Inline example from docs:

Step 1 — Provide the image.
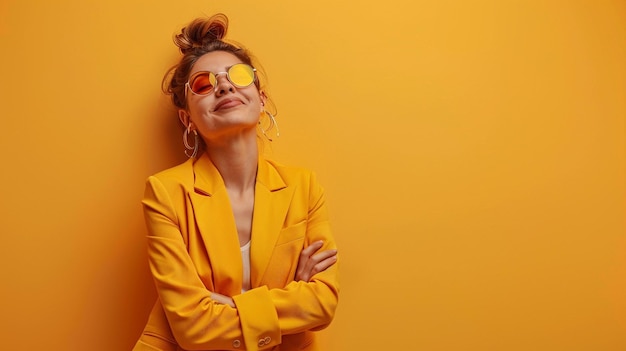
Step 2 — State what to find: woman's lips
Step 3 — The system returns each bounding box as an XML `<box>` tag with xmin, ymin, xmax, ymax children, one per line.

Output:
<box><xmin>214</xmin><ymin>98</ymin><xmax>243</xmax><ymax>111</ymax></box>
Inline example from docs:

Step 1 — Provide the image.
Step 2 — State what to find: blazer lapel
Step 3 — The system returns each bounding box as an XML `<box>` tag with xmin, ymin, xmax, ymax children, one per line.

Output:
<box><xmin>250</xmin><ymin>157</ymin><xmax>295</xmax><ymax>287</ymax></box>
<box><xmin>188</xmin><ymin>154</ymin><xmax>242</xmax><ymax>296</ymax></box>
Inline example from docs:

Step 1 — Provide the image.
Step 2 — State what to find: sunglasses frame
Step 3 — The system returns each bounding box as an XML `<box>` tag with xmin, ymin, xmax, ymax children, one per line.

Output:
<box><xmin>185</xmin><ymin>63</ymin><xmax>257</xmax><ymax>97</ymax></box>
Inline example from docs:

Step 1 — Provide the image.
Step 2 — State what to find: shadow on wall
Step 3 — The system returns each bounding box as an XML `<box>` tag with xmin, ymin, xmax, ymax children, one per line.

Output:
<box><xmin>122</xmin><ymin>81</ymin><xmax>188</xmax><ymax>349</ymax></box>
<box><xmin>143</xmin><ymin>64</ymin><xmax>190</xmax><ymax>175</ymax></box>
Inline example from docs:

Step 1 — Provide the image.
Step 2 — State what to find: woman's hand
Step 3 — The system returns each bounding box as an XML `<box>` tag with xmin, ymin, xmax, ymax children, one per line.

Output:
<box><xmin>210</xmin><ymin>292</ymin><xmax>235</xmax><ymax>308</ymax></box>
<box><xmin>211</xmin><ymin>241</ymin><xmax>337</xmax><ymax>306</ymax></box>
<box><xmin>295</xmin><ymin>240</ymin><xmax>338</xmax><ymax>282</ymax></box>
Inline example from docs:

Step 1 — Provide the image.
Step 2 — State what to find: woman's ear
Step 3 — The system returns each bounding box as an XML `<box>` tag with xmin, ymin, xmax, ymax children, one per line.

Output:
<box><xmin>178</xmin><ymin>109</ymin><xmax>191</xmax><ymax>129</ymax></box>
<box><xmin>260</xmin><ymin>91</ymin><xmax>267</xmax><ymax>109</ymax></box>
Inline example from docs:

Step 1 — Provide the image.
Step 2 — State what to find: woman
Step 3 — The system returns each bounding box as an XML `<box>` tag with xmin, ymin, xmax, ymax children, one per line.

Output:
<box><xmin>133</xmin><ymin>14</ymin><xmax>339</xmax><ymax>351</ymax></box>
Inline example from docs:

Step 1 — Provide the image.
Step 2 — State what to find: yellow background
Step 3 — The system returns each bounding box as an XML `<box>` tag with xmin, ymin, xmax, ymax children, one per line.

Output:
<box><xmin>1</xmin><ymin>0</ymin><xmax>624</xmax><ymax>350</ymax></box>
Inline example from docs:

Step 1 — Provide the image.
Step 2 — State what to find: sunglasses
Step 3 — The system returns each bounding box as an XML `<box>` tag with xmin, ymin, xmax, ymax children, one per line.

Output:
<box><xmin>185</xmin><ymin>63</ymin><xmax>257</xmax><ymax>96</ymax></box>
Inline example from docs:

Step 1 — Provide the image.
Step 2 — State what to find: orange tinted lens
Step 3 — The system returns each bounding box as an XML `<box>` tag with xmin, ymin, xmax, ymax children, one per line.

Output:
<box><xmin>189</xmin><ymin>73</ymin><xmax>214</xmax><ymax>94</ymax></box>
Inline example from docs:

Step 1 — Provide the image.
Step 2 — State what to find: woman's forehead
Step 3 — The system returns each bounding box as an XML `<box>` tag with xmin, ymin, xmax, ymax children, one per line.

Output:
<box><xmin>191</xmin><ymin>51</ymin><xmax>243</xmax><ymax>75</ymax></box>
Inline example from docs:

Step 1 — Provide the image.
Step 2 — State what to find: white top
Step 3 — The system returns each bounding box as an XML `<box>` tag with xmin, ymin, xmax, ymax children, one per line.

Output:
<box><xmin>240</xmin><ymin>241</ymin><xmax>251</xmax><ymax>292</ymax></box>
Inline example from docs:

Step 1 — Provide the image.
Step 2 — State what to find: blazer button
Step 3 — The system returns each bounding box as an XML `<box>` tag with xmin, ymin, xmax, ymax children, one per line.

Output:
<box><xmin>258</xmin><ymin>336</ymin><xmax>271</xmax><ymax>347</ymax></box>
<box><xmin>232</xmin><ymin>339</ymin><xmax>241</xmax><ymax>348</ymax></box>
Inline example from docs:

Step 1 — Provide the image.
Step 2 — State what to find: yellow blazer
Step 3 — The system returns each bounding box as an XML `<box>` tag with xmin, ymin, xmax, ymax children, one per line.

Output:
<box><xmin>133</xmin><ymin>153</ymin><xmax>339</xmax><ymax>351</ymax></box>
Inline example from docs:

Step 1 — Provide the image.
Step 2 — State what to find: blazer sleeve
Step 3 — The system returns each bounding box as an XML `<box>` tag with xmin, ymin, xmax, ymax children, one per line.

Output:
<box><xmin>143</xmin><ymin>176</ymin><xmax>280</xmax><ymax>351</ymax></box>
<box><xmin>234</xmin><ymin>170</ymin><xmax>340</xmax><ymax>336</ymax></box>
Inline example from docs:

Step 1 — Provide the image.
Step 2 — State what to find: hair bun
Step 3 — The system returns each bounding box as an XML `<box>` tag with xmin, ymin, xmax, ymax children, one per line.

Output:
<box><xmin>174</xmin><ymin>13</ymin><xmax>229</xmax><ymax>54</ymax></box>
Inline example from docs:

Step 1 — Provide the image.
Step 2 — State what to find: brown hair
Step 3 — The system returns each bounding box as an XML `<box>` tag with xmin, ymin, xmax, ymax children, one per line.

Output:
<box><xmin>162</xmin><ymin>14</ymin><xmax>266</xmax><ymax>110</ymax></box>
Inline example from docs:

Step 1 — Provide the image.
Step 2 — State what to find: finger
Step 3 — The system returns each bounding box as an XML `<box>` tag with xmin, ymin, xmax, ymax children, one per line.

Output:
<box><xmin>310</xmin><ymin>249</ymin><xmax>337</xmax><ymax>263</ymax></box>
<box><xmin>295</xmin><ymin>253</ymin><xmax>315</xmax><ymax>282</ymax></box>
<box><xmin>211</xmin><ymin>292</ymin><xmax>227</xmax><ymax>304</ymax></box>
<box><xmin>302</xmin><ymin>256</ymin><xmax>337</xmax><ymax>282</ymax></box>
<box><xmin>301</xmin><ymin>249</ymin><xmax>336</xmax><ymax>278</ymax></box>
<box><xmin>300</xmin><ymin>240</ymin><xmax>324</xmax><ymax>258</ymax></box>
<box><xmin>212</xmin><ymin>294</ymin><xmax>235</xmax><ymax>308</ymax></box>
<box><xmin>311</xmin><ymin>255</ymin><xmax>337</xmax><ymax>277</ymax></box>
<box><xmin>295</xmin><ymin>264</ymin><xmax>308</xmax><ymax>281</ymax></box>
<box><xmin>297</xmin><ymin>272</ymin><xmax>310</xmax><ymax>282</ymax></box>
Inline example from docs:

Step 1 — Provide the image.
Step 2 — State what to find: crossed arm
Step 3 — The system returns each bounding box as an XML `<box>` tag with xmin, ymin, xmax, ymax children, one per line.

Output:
<box><xmin>211</xmin><ymin>240</ymin><xmax>338</xmax><ymax>307</ymax></box>
<box><xmin>143</xmin><ymin>173</ymin><xmax>339</xmax><ymax>350</ymax></box>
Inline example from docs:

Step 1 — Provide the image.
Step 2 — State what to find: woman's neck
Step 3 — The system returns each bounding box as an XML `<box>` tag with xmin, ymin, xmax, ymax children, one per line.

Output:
<box><xmin>204</xmin><ymin>133</ymin><xmax>259</xmax><ymax>193</ymax></box>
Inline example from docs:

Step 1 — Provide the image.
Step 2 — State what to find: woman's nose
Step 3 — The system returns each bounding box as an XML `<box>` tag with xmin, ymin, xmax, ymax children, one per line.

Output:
<box><xmin>214</xmin><ymin>75</ymin><xmax>235</xmax><ymax>96</ymax></box>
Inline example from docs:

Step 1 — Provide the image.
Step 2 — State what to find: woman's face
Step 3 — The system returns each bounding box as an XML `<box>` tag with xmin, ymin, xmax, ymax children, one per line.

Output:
<box><xmin>181</xmin><ymin>50</ymin><xmax>264</xmax><ymax>142</ymax></box>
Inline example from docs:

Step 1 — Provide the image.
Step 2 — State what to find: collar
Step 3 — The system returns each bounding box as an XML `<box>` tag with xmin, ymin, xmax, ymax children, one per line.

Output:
<box><xmin>192</xmin><ymin>152</ymin><xmax>287</xmax><ymax>196</ymax></box>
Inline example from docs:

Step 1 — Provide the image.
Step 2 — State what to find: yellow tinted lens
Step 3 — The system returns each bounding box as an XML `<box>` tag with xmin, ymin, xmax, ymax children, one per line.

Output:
<box><xmin>228</xmin><ymin>64</ymin><xmax>255</xmax><ymax>87</ymax></box>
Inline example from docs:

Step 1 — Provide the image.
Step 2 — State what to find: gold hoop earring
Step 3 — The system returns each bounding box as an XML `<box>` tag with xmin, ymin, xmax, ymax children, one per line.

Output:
<box><xmin>259</xmin><ymin>110</ymin><xmax>280</xmax><ymax>142</ymax></box>
<box><xmin>183</xmin><ymin>125</ymin><xmax>199</xmax><ymax>158</ymax></box>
